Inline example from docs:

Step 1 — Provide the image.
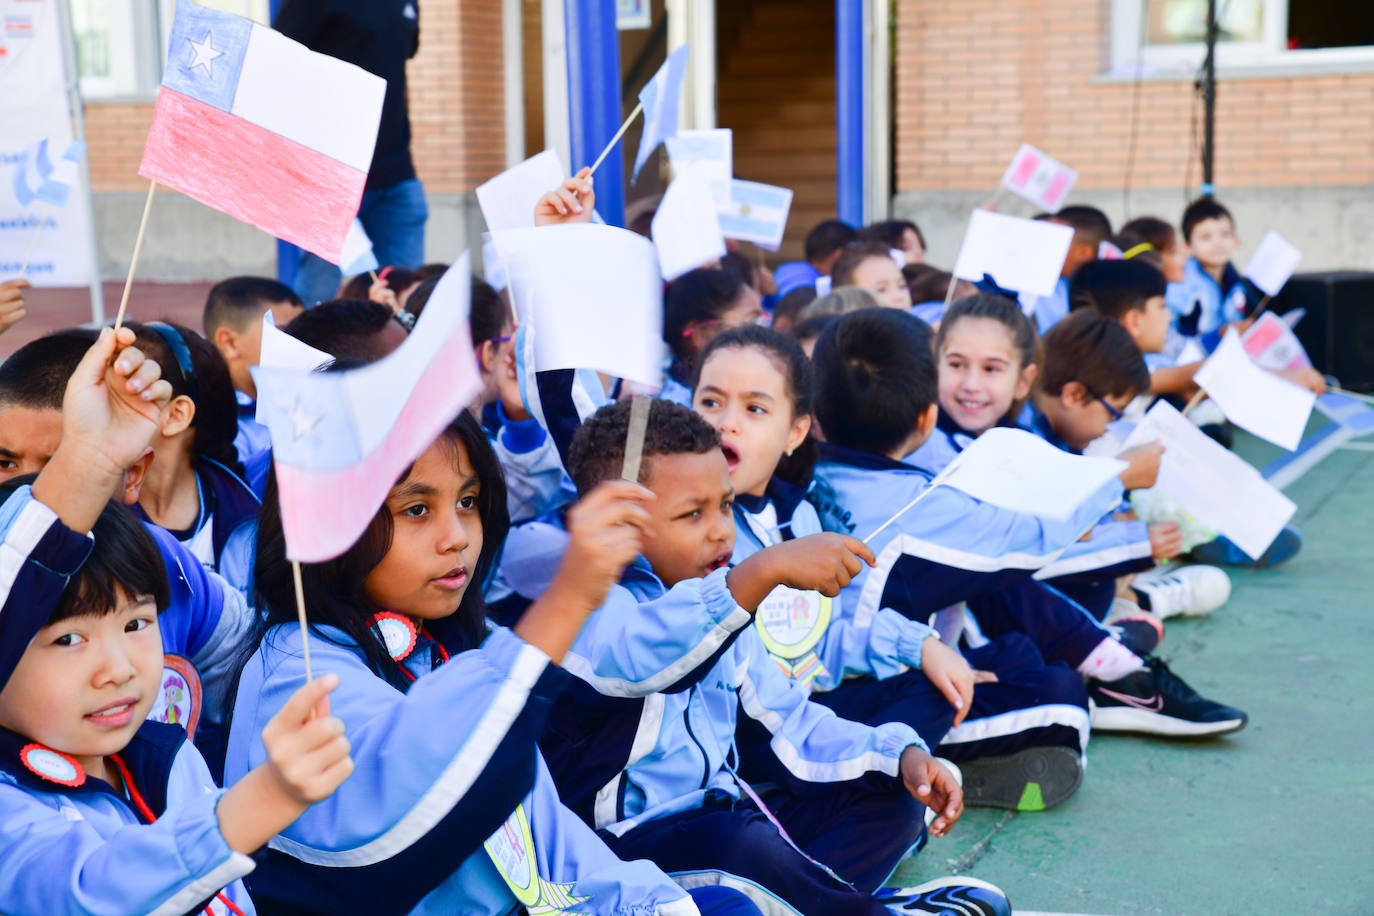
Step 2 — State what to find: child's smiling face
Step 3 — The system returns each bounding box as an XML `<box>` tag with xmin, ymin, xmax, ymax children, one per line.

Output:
<box><xmin>938</xmin><ymin>317</ymin><xmax>1035</xmax><ymax>436</ymax></box>
<box><xmin>1187</xmin><ymin>216</ymin><xmax>1239</xmax><ymax>271</ymax></box>
<box><xmin>364</xmin><ymin>437</ymin><xmax>485</xmax><ymax>622</ymax></box>
<box><xmin>638</xmin><ymin>450</ymin><xmax>737</xmax><ymax>587</ymax></box>
<box><xmin>0</xmin><ymin>589</ymin><xmax>162</xmax><ymax>783</ymax></box>
<box><xmin>693</xmin><ymin>346</ymin><xmax>810</xmax><ymax>498</ymax></box>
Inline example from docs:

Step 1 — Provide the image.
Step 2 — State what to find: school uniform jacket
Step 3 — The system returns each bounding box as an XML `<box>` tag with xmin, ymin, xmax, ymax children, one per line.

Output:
<box><xmin>501</xmin><ymin>525</ymin><xmax>927</xmax><ymax>840</ymax></box>
<box><xmin>0</xmin><ymin>493</ymin><xmax>254</xmax><ymax>915</ymax></box>
<box><xmin>1165</xmin><ymin>257</ymin><xmax>1253</xmax><ymax>352</ymax></box>
<box><xmin>810</xmin><ymin>441</ymin><xmax>1127</xmax><ymax>626</ymax></box>
<box><xmin>226</xmin><ymin>624</ymin><xmax>695</xmax><ymax>915</ymax></box>
<box><xmin>730</xmin><ymin>480</ymin><xmax>936</xmax><ymax>693</ymax></box>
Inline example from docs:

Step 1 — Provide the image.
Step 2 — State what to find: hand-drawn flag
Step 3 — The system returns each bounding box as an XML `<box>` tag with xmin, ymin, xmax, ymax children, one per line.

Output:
<box><xmin>1001</xmin><ymin>144</ymin><xmax>1078</xmax><ymax>214</ymax></box>
<box><xmin>633</xmin><ymin>45</ymin><xmax>690</xmax><ymax>181</ymax></box>
<box><xmin>12</xmin><ymin>139</ymin><xmax>85</xmax><ymax>207</ymax></box>
<box><xmin>252</xmin><ymin>254</ymin><xmax>481</xmax><ymax>562</ymax></box>
<box><xmin>139</xmin><ymin>0</ymin><xmax>385</xmax><ymax>263</ymax></box>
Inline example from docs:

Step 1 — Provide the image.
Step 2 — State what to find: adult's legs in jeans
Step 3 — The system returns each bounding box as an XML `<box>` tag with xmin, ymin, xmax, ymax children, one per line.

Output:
<box><xmin>360</xmin><ymin>177</ymin><xmax>428</xmax><ymax>269</ymax></box>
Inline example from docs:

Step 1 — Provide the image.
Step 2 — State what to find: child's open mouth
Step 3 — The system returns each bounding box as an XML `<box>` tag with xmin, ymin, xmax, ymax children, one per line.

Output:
<box><xmin>720</xmin><ymin>442</ymin><xmax>742</xmax><ymax>473</ymax></box>
<box><xmin>703</xmin><ymin>552</ymin><xmax>732</xmax><ymax>575</ymax></box>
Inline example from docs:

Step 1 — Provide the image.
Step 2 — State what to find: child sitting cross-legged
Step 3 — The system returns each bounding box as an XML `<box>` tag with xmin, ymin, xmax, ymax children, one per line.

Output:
<box><xmin>0</xmin><ymin>328</ymin><xmax>352</xmax><ymax>915</ymax></box>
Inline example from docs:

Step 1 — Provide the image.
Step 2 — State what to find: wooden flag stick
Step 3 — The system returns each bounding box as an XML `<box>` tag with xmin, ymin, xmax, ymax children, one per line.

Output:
<box><xmin>621</xmin><ymin>395</ymin><xmax>652</xmax><ymax>482</ymax></box>
<box><xmin>291</xmin><ymin>560</ymin><xmax>314</xmax><ymax>682</ymax></box>
<box><xmin>1247</xmin><ymin>294</ymin><xmax>1273</xmax><ymax>323</ymax></box>
<box><xmin>1181</xmin><ymin>389</ymin><xmax>1208</xmax><ymax>418</ymax></box>
<box><xmin>113</xmin><ymin>180</ymin><xmax>157</xmax><ymax>331</ymax></box>
<box><xmin>588</xmin><ymin>101</ymin><xmax>644</xmax><ymax>179</ymax></box>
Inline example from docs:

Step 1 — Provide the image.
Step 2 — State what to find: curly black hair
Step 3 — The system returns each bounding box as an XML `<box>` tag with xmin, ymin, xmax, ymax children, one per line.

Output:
<box><xmin>567</xmin><ymin>398</ymin><xmax>720</xmax><ymax>496</ymax></box>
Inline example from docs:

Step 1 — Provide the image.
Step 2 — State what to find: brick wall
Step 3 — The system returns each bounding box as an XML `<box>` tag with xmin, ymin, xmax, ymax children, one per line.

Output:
<box><xmin>894</xmin><ymin>0</ymin><xmax>1374</xmax><ymax>193</ymax></box>
<box><xmin>85</xmin><ymin>2</ymin><xmax>506</xmax><ymax>195</ymax></box>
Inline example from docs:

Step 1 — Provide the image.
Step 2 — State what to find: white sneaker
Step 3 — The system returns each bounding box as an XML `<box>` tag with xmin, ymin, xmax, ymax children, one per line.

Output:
<box><xmin>1131</xmin><ymin>564</ymin><xmax>1232</xmax><ymax>619</ymax></box>
<box><xmin>923</xmin><ymin>758</ymin><xmax>963</xmax><ymax>828</ymax></box>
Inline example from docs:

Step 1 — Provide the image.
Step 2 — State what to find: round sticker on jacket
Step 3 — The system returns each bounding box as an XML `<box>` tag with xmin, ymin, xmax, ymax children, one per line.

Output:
<box><xmin>370</xmin><ymin>612</ymin><xmax>418</xmax><ymax>663</ymax></box>
<box><xmin>754</xmin><ymin>586</ymin><xmax>831</xmax><ymax>660</ymax></box>
<box><xmin>21</xmin><ymin>744</ymin><xmax>85</xmax><ymax>787</ymax></box>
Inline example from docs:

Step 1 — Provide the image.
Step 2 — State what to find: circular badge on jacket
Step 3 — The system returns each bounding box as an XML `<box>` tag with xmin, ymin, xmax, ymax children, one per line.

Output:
<box><xmin>20</xmin><ymin>744</ymin><xmax>85</xmax><ymax>787</ymax></box>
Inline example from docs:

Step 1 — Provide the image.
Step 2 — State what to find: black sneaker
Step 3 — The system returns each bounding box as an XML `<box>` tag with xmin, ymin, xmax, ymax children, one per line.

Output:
<box><xmin>959</xmin><ymin>745</ymin><xmax>1084</xmax><ymax>811</ymax></box>
<box><xmin>1090</xmin><ymin>657</ymin><xmax>1248</xmax><ymax>737</ymax></box>
<box><xmin>879</xmin><ymin>876</ymin><xmax>1011</xmax><ymax>915</ymax></box>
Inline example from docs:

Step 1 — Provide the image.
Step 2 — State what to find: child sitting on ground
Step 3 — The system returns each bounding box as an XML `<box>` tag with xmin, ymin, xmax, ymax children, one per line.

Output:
<box><xmin>1021</xmin><ymin>205</ymin><xmax>1112</xmax><ymax>333</ymax></box>
<box><xmin>1164</xmin><ymin>197</ymin><xmax>1254</xmax><ymax>352</ymax></box>
<box><xmin>0</xmin><ymin>327</ymin><xmax>350</xmax><ymax>914</ymax></box>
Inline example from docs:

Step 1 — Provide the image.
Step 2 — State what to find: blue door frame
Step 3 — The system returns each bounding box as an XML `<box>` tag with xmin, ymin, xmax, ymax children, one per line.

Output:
<box><xmin>563</xmin><ymin>0</ymin><xmax>626</xmax><ymax>227</ymax></box>
<box><xmin>835</xmin><ymin>0</ymin><xmax>866</xmax><ymax>227</ymax></box>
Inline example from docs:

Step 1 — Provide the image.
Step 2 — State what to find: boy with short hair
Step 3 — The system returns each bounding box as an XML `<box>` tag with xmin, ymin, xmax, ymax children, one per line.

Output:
<box><xmin>202</xmin><ymin>277</ymin><xmax>304</xmax><ymax>466</ymax></box>
<box><xmin>1165</xmin><ymin>197</ymin><xmax>1252</xmax><ymax>352</ymax></box>
<box><xmin>0</xmin><ymin>327</ymin><xmax>351</xmax><ymax>914</ymax></box>
<box><xmin>774</xmin><ymin>219</ymin><xmax>858</xmax><ymax>298</ymax></box>
<box><xmin>1022</xmin><ymin>205</ymin><xmax>1112</xmax><ymax>333</ymax></box>
<box><xmin>507</xmin><ymin>398</ymin><xmax>1011</xmax><ymax>916</ymax></box>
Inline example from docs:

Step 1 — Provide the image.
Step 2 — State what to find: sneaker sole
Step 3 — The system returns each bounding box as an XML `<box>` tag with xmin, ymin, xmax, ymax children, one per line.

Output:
<box><xmin>1090</xmin><ymin>701</ymin><xmax>1248</xmax><ymax>737</ymax></box>
<box><xmin>880</xmin><ymin>875</ymin><xmax>1012</xmax><ymax>916</ymax></box>
<box><xmin>958</xmin><ymin>746</ymin><xmax>1083</xmax><ymax>811</ymax></box>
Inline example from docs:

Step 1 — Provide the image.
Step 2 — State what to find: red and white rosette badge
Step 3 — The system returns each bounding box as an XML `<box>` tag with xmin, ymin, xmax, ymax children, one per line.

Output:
<box><xmin>20</xmin><ymin>744</ymin><xmax>86</xmax><ymax>787</ymax></box>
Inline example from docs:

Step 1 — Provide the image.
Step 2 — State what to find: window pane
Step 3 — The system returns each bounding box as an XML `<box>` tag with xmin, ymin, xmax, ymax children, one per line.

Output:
<box><xmin>69</xmin><ymin>0</ymin><xmax>112</xmax><ymax>79</ymax></box>
<box><xmin>1288</xmin><ymin>0</ymin><xmax>1374</xmax><ymax>50</ymax></box>
<box><xmin>1144</xmin><ymin>0</ymin><xmax>1264</xmax><ymax>45</ymax></box>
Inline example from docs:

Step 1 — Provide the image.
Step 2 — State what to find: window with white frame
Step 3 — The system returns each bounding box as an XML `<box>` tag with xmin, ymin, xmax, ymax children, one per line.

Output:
<box><xmin>1110</xmin><ymin>0</ymin><xmax>1374</xmax><ymax>75</ymax></box>
<box><xmin>71</xmin><ymin>0</ymin><xmax>270</xmax><ymax>99</ymax></box>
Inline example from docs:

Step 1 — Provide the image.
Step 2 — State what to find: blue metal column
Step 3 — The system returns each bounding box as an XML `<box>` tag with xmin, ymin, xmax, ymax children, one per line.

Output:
<box><xmin>835</xmin><ymin>0</ymin><xmax>865</xmax><ymax>227</ymax></box>
<box><xmin>564</xmin><ymin>0</ymin><xmax>626</xmax><ymax>227</ymax></box>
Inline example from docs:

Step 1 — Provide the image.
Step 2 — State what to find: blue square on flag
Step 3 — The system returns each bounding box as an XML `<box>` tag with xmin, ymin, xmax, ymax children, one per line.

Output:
<box><xmin>161</xmin><ymin>2</ymin><xmax>252</xmax><ymax>113</ymax></box>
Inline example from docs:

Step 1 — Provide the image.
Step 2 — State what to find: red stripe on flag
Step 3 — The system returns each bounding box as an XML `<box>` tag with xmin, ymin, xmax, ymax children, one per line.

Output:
<box><xmin>1043</xmin><ymin>173</ymin><xmax>1071</xmax><ymax>211</ymax></box>
<box><xmin>1010</xmin><ymin>152</ymin><xmax>1040</xmax><ymax>187</ymax></box>
<box><xmin>273</xmin><ymin>339</ymin><xmax>482</xmax><ymax>563</ymax></box>
<box><xmin>139</xmin><ymin>88</ymin><xmax>361</xmax><ymax>262</ymax></box>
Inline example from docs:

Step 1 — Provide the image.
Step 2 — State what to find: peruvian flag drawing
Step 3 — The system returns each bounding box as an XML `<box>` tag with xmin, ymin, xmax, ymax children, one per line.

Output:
<box><xmin>139</xmin><ymin>0</ymin><xmax>385</xmax><ymax>263</ymax></box>
<box><xmin>1001</xmin><ymin>144</ymin><xmax>1078</xmax><ymax>214</ymax></box>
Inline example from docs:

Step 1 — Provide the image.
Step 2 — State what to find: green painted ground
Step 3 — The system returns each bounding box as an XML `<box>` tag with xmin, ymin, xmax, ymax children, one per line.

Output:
<box><xmin>890</xmin><ymin>426</ymin><xmax>1374</xmax><ymax>915</ymax></box>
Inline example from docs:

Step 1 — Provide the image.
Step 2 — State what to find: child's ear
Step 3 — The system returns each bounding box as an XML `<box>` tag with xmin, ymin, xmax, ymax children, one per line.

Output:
<box><xmin>477</xmin><ymin>339</ymin><xmax>500</xmax><ymax>375</ymax></box>
<box><xmin>161</xmin><ymin>395</ymin><xmax>196</xmax><ymax>437</ymax></box>
<box><xmin>916</xmin><ymin>402</ymin><xmax>938</xmax><ymax>438</ymax></box>
<box><xmin>212</xmin><ymin>325</ymin><xmax>239</xmax><ymax>362</ymax></box>
<box><xmin>119</xmin><ymin>448</ymin><xmax>155</xmax><ymax>505</ymax></box>
<box><xmin>1060</xmin><ymin>380</ymin><xmax>1090</xmax><ymax>409</ymax></box>
<box><xmin>785</xmin><ymin>413</ymin><xmax>812</xmax><ymax>455</ymax></box>
<box><xmin>1121</xmin><ymin>309</ymin><xmax>1144</xmax><ymax>338</ymax></box>
<box><xmin>1014</xmin><ymin>363</ymin><xmax>1038</xmax><ymax>402</ymax></box>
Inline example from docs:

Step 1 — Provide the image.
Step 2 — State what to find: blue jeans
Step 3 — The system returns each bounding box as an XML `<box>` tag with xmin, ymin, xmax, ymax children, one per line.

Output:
<box><xmin>293</xmin><ymin>177</ymin><xmax>429</xmax><ymax>305</ymax></box>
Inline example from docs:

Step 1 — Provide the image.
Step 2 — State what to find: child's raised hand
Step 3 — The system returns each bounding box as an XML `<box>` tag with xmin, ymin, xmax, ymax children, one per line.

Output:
<box><xmin>533</xmin><ymin>167</ymin><xmax>595</xmax><ymax>226</ymax></box>
<box><xmin>727</xmin><ymin>533</ymin><xmax>876</xmax><ymax>613</ymax></box>
<box><xmin>65</xmin><ymin>327</ymin><xmax>173</xmax><ymax>477</ymax></box>
<box><xmin>1116</xmin><ymin>441</ymin><xmax>1164</xmax><ymax>491</ymax></box>
<box><xmin>920</xmin><ymin>637</ymin><xmax>995</xmax><ymax>728</ymax></box>
<box><xmin>368</xmin><ymin>276</ymin><xmax>402</xmax><ymax>315</ymax></box>
<box><xmin>1148</xmin><ymin>522</ymin><xmax>1183</xmax><ymax>560</ymax></box>
<box><xmin>259</xmin><ymin>673</ymin><xmax>354</xmax><ymax>806</ymax></box>
<box><xmin>216</xmin><ymin>673</ymin><xmax>353</xmax><ymax>855</ymax></box>
<box><xmin>558</xmin><ymin>480</ymin><xmax>655</xmax><ymax>602</ymax></box>
<box><xmin>1275</xmin><ymin>365</ymin><xmax>1327</xmax><ymax>395</ymax></box>
<box><xmin>0</xmin><ymin>278</ymin><xmax>29</xmax><ymax>335</ymax></box>
<box><xmin>900</xmin><ymin>745</ymin><xmax>964</xmax><ymax>837</ymax></box>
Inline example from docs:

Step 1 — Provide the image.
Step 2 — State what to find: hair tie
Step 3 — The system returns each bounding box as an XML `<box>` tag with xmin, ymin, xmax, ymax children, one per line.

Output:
<box><xmin>1121</xmin><ymin>242</ymin><xmax>1155</xmax><ymax>260</ymax></box>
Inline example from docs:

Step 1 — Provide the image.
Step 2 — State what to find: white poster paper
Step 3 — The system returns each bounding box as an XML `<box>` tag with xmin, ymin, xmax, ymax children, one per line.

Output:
<box><xmin>1243</xmin><ymin>230</ymin><xmax>1302</xmax><ymax>298</ymax></box>
<box><xmin>476</xmin><ymin>150</ymin><xmax>567</xmax><ymax>235</ymax></box>
<box><xmin>652</xmin><ymin>166</ymin><xmax>726</xmax><ymax>281</ymax></box>
<box><xmin>952</xmin><ymin>210</ymin><xmax>1074</xmax><ymax>297</ymax></box>
<box><xmin>934</xmin><ymin>427</ymin><xmax>1126</xmax><ymax>520</ymax></box>
<box><xmin>493</xmin><ymin>223</ymin><xmax>665</xmax><ymax>386</ymax></box>
<box><xmin>1194</xmin><ymin>331</ymin><xmax>1316</xmax><ymax>450</ymax></box>
<box><xmin>1126</xmin><ymin>401</ymin><xmax>1296</xmax><ymax>559</ymax></box>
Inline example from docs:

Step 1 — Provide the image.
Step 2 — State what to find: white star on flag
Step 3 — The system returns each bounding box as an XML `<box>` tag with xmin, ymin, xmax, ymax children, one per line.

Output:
<box><xmin>187</xmin><ymin>31</ymin><xmax>223</xmax><ymax>77</ymax></box>
<box><xmin>287</xmin><ymin>398</ymin><xmax>322</xmax><ymax>441</ymax></box>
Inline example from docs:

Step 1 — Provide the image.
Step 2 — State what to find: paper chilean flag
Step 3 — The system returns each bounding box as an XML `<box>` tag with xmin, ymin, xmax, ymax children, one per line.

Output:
<box><xmin>139</xmin><ymin>1</ymin><xmax>385</xmax><ymax>262</ymax></box>
<box><xmin>252</xmin><ymin>255</ymin><xmax>482</xmax><ymax>563</ymax></box>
